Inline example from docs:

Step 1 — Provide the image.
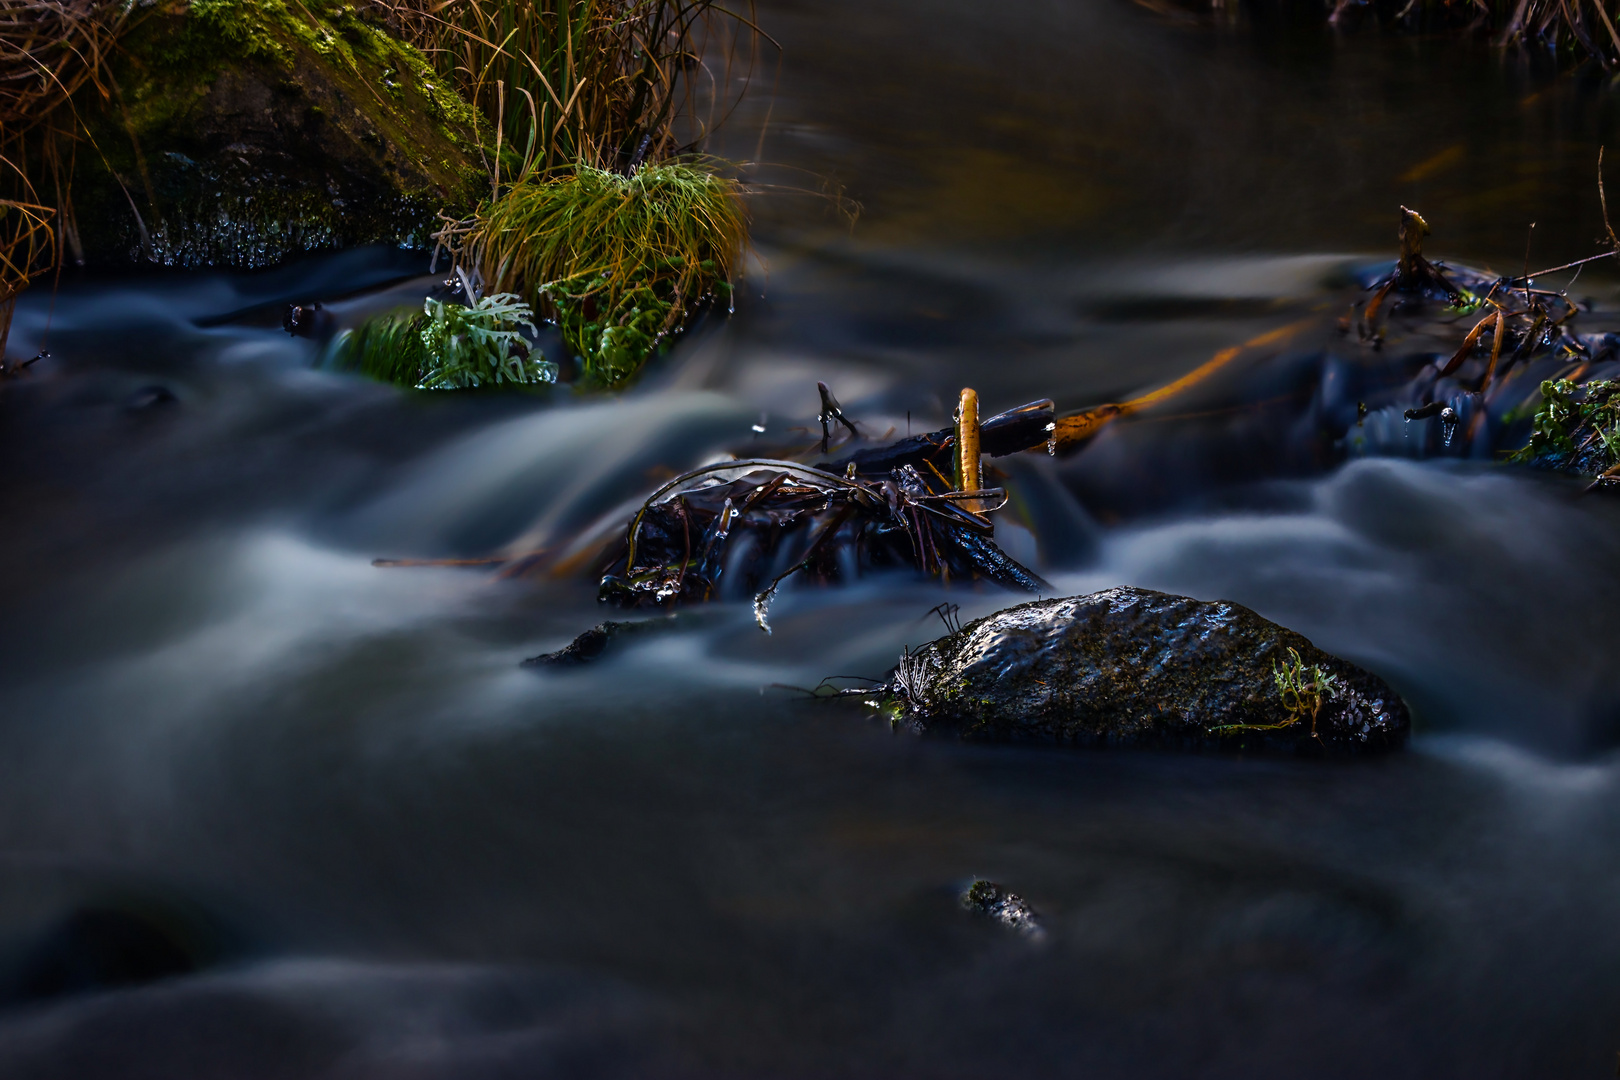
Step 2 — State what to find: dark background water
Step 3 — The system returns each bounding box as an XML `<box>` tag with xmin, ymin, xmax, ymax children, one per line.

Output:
<box><xmin>2</xmin><ymin>1</ymin><xmax>1620</xmax><ymax>1076</ymax></box>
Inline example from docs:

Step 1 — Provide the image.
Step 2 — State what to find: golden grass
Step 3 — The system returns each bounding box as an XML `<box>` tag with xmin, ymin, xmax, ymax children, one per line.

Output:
<box><xmin>379</xmin><ymin>0</ymin><xmax>766</xmax><ymax>178</ymax></box>
<box><xmin>0</xmin><ymin>155</ymin><xmax>53</xmax><ymax>356</ymax></box>
<box><xmin>0</xmin><ymin>0</ymin><xmax>130</xmax><ymax>135</ymax></box>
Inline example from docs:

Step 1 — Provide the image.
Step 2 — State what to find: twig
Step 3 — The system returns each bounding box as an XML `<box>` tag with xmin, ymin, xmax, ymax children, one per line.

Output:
<box><xmin>1512</xmin><ymin>249</ymin><xmax>1618</xmax><ymax>282</ymax></box>
<box><xmin>1601</xmin><ymin>146</ymin><xmax>1619</xmax><ymax>250</ymax></box>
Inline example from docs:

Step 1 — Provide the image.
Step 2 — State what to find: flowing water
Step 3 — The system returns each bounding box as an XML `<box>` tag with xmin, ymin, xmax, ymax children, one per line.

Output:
<box><xmin>4</xmin><ymin>2</ymin><xmax>1620</xmax><ymax>1076</ymax></box>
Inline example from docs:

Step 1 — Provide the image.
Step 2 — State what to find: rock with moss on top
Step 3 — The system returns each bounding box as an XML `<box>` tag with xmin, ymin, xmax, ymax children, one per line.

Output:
<box><xmin>887</xmin><ymin>587</ymin><xmax>1408</xmax><ymax>754</ymax></box>
<box><xmin>50</xmin><ymin>0</ymin><xmax>486</xmax><ymax>267</ymax></box>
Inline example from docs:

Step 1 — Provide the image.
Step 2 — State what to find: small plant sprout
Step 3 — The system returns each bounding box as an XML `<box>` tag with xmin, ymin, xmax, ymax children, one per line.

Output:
<box><xmin>1209</xmin><ymin>647</ymin><xmax>1339</xmax><ymax>738</ymax></box>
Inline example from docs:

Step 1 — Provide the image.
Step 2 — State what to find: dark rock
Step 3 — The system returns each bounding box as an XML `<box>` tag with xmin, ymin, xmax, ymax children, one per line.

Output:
<box><xmin>524</xmin><ymin>617</ymin><xmax>681</xmax><ymax>668</ymax></box>
<box><xmin>893</xmin><ymin>587</ymin><xmax>1408</xmax><ymax>754</ymax></box>
<box><xmin>961</xmin><ymin>880</ymin><xmax>1043</xmax><ymax>938</ymax></box>
<box><xmin>126</xmin><ymin>386</ymin><xmax>178</xmax><ymax>411</ymax></box>
<box><xmin>282</xmin><ymin>303</ymin><xmax>329</xmax><ymax>337</ymax></box>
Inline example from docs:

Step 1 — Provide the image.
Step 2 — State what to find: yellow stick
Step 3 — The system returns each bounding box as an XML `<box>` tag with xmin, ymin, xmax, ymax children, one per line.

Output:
<box><xmin>957</xmin><ymin>387</ymin><xmax>981</xmax><ymax>492</ymax></box>
<box><xmin>1048</xmin><ymin>317</ymin><xmax>1314</xmax><ymax>451</ymax></box>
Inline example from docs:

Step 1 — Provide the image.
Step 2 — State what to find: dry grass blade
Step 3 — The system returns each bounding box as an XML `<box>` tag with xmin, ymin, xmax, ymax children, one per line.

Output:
<box><xmin>0</xmin><ymin>153</ymin><xmax>53</xmax><ymax>358</ymax></box>
<box><xmin>0</xmin><ymin>0</ymin><xmax>131</xmax><ymax>137</ymax></box>
<box><xmin>381</xmin><ymin>0</ymin><xmax>767</xmax><ymax>176</ymax></box>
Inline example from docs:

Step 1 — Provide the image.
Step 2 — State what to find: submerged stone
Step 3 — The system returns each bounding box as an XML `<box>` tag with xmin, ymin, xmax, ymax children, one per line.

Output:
<box><xmin>893</xmin><ymin>587</ymin><xmax>1408</xmax><ymax>754</ymax></box>
<box><xmin>523</xmin><ymin>619</ymin><xmax>675</xmax><ymax>668</ymax></box>
<box><xmin>523</xmin><ymin>613</ymin><xmax>717</xmax><ymax>668</ymax></box>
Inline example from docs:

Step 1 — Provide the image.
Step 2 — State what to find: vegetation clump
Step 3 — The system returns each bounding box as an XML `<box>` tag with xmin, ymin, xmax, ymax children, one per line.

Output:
<box><xmin>0</xmin><ymin>0</ymin><xmax>761</xmax><ymax>385</ymax></box>
<box><xmin>401</xmin><ymin>0</ymin><xmax>761</xmax><ymax>386</ymax></box>
<box><xmin>335</xmin><ymin>288</ymin><xmax>555</xmax><ymax>390</ymax></box>
<box><xmin>454</xmin><ymin>161</ymin><xmax>746</xmax><ymax>387</ymax></box>
<box><xmin>1508</xmin><ymin>378</ymin><xmax>1620</xmax><ymax>475</ymax></box>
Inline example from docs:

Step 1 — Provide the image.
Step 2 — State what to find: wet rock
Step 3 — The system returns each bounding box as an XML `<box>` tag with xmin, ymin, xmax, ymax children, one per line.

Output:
<box><xmin>524</xmin><ymin>617</ymin><xmax>684</xmax><ymax>668</ymax></box>
<box><xmin>893</xmin><ymin>587</ymin><xmax>1408</xmax><ymax>753</ymax></box>
<box><xmin>56</xmin><ymin>0</ymin><xmax>484</xmax><ymax>268</ymax></box>
<box><xmin>961</xmin><ymin>880</ymin><xmax>1043</xmax><ymax>939</ymax></box>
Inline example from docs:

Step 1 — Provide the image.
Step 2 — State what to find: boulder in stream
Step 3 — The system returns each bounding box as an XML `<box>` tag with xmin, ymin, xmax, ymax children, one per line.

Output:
<box><xmin>890</xmin><ymin>587</ymin><xmax>1408</xmax><ymax>754</ymax></box>
<box><xmin>52</xmin><ymin>0</ymin><xmax>485</xmax><ymax>268</ymax></box>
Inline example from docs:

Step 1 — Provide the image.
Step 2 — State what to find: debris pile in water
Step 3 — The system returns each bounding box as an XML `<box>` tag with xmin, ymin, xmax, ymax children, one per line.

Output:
<box><xmin>595</xmin><ymin>389</ymin><xmax>1062</xmax><ymax>630</ymax></box>
<box><xmin>1331</xmin><ymin>192</ymin><xmax>1620</xmax><ymax>479</ymax></box>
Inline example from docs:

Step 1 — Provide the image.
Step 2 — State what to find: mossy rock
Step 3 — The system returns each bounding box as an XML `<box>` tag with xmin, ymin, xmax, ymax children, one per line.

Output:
<box><xmin>56</xmin><ymin>0</ymin><xmax>485</xmax><ymax>267</ymax></box>
<box><xmin>892</xmin><ymin>587</ymin><xmax>1409</xmax><ymax>754</ymax></box>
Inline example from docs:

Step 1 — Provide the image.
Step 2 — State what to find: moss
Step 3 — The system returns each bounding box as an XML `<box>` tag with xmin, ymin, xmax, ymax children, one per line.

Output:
<box><xmin>179</xmin><ymin>0</ymin><xmax>484</xmax><ymax>134</ymax></box>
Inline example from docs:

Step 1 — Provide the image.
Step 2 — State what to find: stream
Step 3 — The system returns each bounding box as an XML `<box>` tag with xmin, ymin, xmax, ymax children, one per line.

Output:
<box><xmin>2</xmin><ymin>1</ymin><xmax>1620</xmax><ymax>1075</ymax></box>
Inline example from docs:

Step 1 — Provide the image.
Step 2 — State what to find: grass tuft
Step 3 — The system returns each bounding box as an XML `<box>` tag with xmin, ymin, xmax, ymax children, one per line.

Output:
<box><xmin>379</xmin><ymin>0</ymin><xmax>764</xmax><ymax>177</ymax></box>
<box><xmin>454</xmin><ymin>159</ymin><xmax>746</xmax><ymax>386</ymax></box>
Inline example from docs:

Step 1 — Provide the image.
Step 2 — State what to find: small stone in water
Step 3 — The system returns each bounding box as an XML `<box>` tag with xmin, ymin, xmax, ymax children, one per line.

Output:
<box><xmin>961</xmin><ymin>879</ymin><xmax>1044</xmax><ymax>939</ymax></box>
